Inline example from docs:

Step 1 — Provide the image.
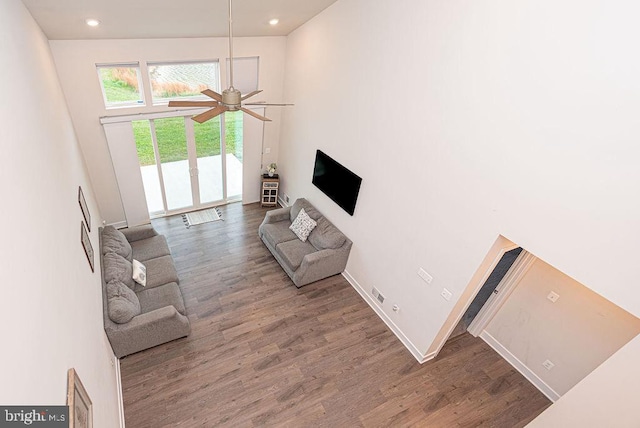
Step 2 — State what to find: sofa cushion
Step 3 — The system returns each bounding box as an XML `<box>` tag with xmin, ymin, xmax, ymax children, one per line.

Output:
<box><xmin>276</xmin><ymin>239</ymin><xmax>317</xmax><ymax>271</ymax></box>
<box><xmin>290</xmin><ymin>198</ymin><xmax>322</xmax><ymax>223</ymax></box>
<box><xmin>102</xmin><ymin>225</ymin><xmax>133</xmax><ymax>261</ymax></box>
<box><xmin>144</xmin><ymin>255</ymin><xmax>180</xmax><ymax>289</ymax></box>
<box><xmin>308</xmin><ymin>217</ymin><xmax>347</xmax><ymax>250</ymax></box>
<box><xmin>130</xmin><ymin>235</ymin><xmax>171</xmax><ymax>262</ymax></box>
<box><xmin>261</xmin><ymin>221</ymin><xmax>298</xmax><ymax>248</ymax></box>
<box><xmin>106</xmin><ymin>280</ymin><xmax>141</xmax><ymax>324</ymax></box>
<box><xmin>103</xmin><ymin>252</ymin><xmax>136</xmax><ymax>290</ymax></box>
<box><xmin>137</xmin><ymin>282</ymin><xmax>186</xmax><ymax>316</ymax></box>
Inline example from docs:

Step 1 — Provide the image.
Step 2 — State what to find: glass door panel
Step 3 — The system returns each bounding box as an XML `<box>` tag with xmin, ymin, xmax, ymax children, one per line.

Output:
<box><xmin>131</xmin><ymin>112</ymin><xmax>244</xmax><ymax>218</ymax></box>
<box><xmin>153</xmin><ymin>117</ymin><xmax>193</xmax><ymax>210</ymax></box>
<box><xmin>225</xmin><ymin>111</ymin><xmax>243</xmax><ymax>200</ymax></box>
<box><xmin>194</xmin><ymin>117</ymin><xmax>224</xmax><ymax>204</ymax></box>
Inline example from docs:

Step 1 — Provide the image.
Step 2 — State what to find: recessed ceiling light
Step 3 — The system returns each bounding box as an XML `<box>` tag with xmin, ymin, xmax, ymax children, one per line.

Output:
<box><xmin>269</xmin><ymin>18</ymin><xmax>279</xmax><ymax>26</ymax></box>
<box><xmin>85</xmin><ymin>19</ymin><xmax>100</xmax><ymax>27</ymax></box>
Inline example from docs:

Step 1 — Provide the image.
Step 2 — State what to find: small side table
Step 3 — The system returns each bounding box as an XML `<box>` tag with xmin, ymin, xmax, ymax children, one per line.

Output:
<box><xmin>261</xmin><ymin>174</ymin><xmax>279</xmax><ymax>207</ymax></box>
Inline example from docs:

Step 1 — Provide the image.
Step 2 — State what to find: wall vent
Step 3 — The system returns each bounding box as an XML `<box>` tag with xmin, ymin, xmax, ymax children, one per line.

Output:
<box><xmin>372</xmin><ymin>287</ymin><xmax>385</xmax><ymax>305</ymax></box>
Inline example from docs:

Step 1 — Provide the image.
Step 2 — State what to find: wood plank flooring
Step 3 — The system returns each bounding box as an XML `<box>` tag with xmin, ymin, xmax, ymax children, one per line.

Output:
<box><xmin>120</xmin><ymin>202</ymin><xmax>550</xmax><ymax>427</ymax></box>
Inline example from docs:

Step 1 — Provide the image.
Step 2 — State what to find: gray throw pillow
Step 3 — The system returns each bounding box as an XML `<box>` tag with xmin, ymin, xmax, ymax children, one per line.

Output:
<box><xmin>290</xmin><ymin>198</ymin><xmax>321</xmax><ymax>222</ymax></box>
<box><xmin>103</xmin><ymin>252</ymin><xmax>136</xmax><ymax>290</ymax></box>
<box><xmin>308</xmin><ymin>217</ymin><xmax>347</xmax><ymax>250</ymax></box>
<box><xmin>106</xmin><ymin>280</ymin><xmax>141</xmax><ymax>324</ymax></box>
<box><xmin>102</xmin><ymin>225</ymin><xmax>133</xmax><ymax>261</ymax></box>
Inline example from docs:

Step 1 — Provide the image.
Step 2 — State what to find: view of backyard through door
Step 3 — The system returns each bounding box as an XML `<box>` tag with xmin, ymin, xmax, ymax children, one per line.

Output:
<box><xmin>133</xmin><ymin>112</ymin><xmax>243</xmax><ymax>217</ymax></box>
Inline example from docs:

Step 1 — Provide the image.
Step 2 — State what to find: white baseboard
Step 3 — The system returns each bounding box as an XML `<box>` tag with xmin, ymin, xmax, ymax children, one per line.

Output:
<box><xmin>480</xmin><ymin>331</ymin><xmax>560</xmax><ymax>402</ymax></box>
<box><xmin>342</xmin><ymin>270</ymin><xmax>433</xmax><ymax>364</ymax></box>
<box><xmin>115</xmin><ymin>356</ymin><xmax>126</xmax><ymax>427</ymax></box>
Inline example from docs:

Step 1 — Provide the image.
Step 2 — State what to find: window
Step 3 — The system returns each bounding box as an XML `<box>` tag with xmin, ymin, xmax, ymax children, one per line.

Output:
<box><xmin>97</xmin><ymin>63</ymin><xmax>144</xmax><ymax>108</ymax></box>
<box><xmin>148</xmin><ymin>61</ymin><xmax>220</xmax><ymax>105</ymax></box>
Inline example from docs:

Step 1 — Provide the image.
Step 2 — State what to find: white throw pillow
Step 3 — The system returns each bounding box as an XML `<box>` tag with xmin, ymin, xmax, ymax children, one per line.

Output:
<box><xmin>289</xmin><ymin>208</ymin><xmax>317</xmax><ymax>242</ymax></box>
<box><xmin>132</xmin><ymin>259</ymin><xmax>147</xmax><ymax>287</ymax></box>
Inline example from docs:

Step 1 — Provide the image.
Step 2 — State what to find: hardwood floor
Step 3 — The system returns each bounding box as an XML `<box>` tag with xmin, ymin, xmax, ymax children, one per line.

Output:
<box><xmin>120</xmin><ymin>202</ymin><xmax>550</xmax><ymax>427</ymax></box>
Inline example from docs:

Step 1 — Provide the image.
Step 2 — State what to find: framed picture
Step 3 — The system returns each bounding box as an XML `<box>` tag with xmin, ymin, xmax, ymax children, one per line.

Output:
<box><xmin>78</xmin><ymin>186</ymin><xmax>91</xmax><ymax>232</ymax></box>
<box><xmin>67</xmin><ymin>368</ymin><xmax>93</xmax><ymax>428</ymax></box>
<box><xmin>81</xmin><ymin>221</ymin><xmax>94</xmax><ymax>272</ymax></box>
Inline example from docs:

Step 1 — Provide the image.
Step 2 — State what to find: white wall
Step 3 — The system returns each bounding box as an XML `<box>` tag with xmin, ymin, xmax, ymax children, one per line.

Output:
<box><xmin>484</xmin><ymin>258</ymin><xmax>640</xmax><ymax>397</ymax></box>
<box><xmin>279</xmin><ymin>0</ymin><xmax>640</xmax><ymax>356</ymax></box>
<box><xmin>526</xmin><ymin>334</ymin><xmax>640</xmax><ymax>428</ymax></box>
<box><xmin>0</xmin><ymin>1</ymin><xmax>121</xmax><ymax>425</ymax></box>
<box><xmin>50</xmin><ymin>37</ymin><xmax>286</xmax><ymax>224</ymax></box>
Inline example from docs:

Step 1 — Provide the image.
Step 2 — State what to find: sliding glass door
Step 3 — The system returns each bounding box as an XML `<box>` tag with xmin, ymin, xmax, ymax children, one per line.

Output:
<box><xmin>133</xmin><ymin>112</ymin><xmax>242</xmax><ymax>217</ymax></box>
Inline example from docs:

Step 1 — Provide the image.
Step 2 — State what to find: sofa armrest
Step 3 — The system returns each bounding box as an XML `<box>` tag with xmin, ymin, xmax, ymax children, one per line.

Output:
<box><xmin>121</xmin><ymin>224</ymin><xmax>158</xmax><ymax>242</ymax></box>
<box><xmin>106</xmin><ymin>306</ymin><xmax>190</xmax><ymax>358</ymax></box>
<box><xmin>293</xmin><ymin>244</ymin><xmax>351</xmax><ymax>288</ymax></box>
<box><xmin>263</xmin><ymin>207</ymin><xmax>291</xmax><ymax>224</ymax></box>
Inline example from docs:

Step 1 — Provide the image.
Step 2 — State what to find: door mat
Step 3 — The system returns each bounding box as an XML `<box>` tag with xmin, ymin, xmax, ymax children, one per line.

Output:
<box><xmin>182</xmin><ymin>208</ymin><xmax>223</xmax><ymax>228</ymax></box>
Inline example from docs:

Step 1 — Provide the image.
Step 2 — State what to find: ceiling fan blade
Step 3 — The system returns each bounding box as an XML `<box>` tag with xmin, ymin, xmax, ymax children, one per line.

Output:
<box><xmin>169</xmin><ymin>100</ymin><xmax>219</xmax><ymax>107</ymax></box>
<box><xmin>201</xmin><ymin>89</ymin><xmax>223</xmax><ymax>102</ymax></box>
<box><xmin>244</xmin><ymin>102</ymin><xmax>294</xmax><ymax>106</ymax></box>
<box><xmin>240</xmin><ymin>107</ymin><xmax>272</xmax><ymax>122</ymax></box>
<box><xmin>241</xmin><ymin>90</ymin><xmax>263</xmax><ymax>101</ymax></box>
<box><xmin>192</xmin><ymin>105</ymin><xmax>228</xmax><ymax>123</ymax></box>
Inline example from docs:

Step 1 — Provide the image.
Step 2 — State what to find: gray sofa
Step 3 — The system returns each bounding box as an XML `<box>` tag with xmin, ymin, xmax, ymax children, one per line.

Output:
<box><xmin>259</xmin><ymin>198</ymin><xmax>352</xmax><ymax>288</ymax></box>
<box><xmin>100</xmin><ymin>225</ymin><xmax>190</xmax><ymax>358</ymax></box>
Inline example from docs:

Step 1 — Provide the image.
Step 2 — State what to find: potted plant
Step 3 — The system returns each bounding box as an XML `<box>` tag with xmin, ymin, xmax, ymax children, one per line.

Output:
<box><xmin>267</xmin><ymin>163</ymin><xmax>277</xmax><ymax>177</ymax></box>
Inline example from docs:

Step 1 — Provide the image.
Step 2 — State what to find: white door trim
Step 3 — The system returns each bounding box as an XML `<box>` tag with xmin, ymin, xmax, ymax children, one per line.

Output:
<box><xmin>426</xmin><ymin>241</ymin><xmax>520</xmax><ymax>358</ymax></box>
<box><xmin>467</xmin><ymin>250</ymin><xmax>537</xmax><ymax>336</ymax></box>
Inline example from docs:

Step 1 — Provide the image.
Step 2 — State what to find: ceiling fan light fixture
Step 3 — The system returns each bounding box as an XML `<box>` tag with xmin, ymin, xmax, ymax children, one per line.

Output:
<box><xmin>222</xmin><ymin>88</ymin><xmax>242</xmax><ymax>110</ymax></box>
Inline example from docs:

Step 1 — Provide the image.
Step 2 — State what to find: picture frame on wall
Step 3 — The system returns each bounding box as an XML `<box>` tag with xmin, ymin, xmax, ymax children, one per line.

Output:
<box><xmin>81</xmin><ymin>221</ymin><xmax>94</xmax><ymax>272</ymax></box>
<box><xmin>78</xmin><ymin>186</ymin><xmax>91</xmax><ymax>232</ymax></box>
<box><xmin>67</xmin><ymin>368</ymin><xmax>93</xmax><ymax>428</ymax></box>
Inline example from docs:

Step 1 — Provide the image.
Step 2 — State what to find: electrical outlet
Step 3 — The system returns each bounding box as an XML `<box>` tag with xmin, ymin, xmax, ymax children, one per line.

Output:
<box><xmin>547</xmin><ymin>291</ymin><xmax>560</xmax><ymax>303</ymax></box>
<box><xmin>418</xmin><ymin>268</ymin><xmax>433</xmax><ymax>284</ymax></box>
<box><xmin>441</xmin><ymin>288</ymin><xmax>452</xmax><ymax>301</ymax></box>
<box><xmin>542</xmin><ymin>359</ymin><xmax>555</xmax><ymax>370</ymax></box>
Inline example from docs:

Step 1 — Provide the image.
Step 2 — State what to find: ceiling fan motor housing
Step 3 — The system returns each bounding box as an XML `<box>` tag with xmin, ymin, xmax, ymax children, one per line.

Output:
<box><xmin>222</xmin><ymin>87</ymin><xmax>242</xmax><ymax>110</ymax></box>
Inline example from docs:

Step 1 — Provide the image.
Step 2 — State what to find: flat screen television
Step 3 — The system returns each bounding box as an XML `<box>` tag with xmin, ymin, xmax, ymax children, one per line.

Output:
<box><xmin>312</xmin><ymin>150</ymin><xmax>362</xmax><ymax>216</ymax></box>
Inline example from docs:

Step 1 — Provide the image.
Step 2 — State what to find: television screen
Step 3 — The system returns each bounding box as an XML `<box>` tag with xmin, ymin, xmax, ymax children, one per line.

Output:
<box><xmin>312</xmin><ymin>150</ymin><xmax>362</xmax><ymax>216</ymax></box>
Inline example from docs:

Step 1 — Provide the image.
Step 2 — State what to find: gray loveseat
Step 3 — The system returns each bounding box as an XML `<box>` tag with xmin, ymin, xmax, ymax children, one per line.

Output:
<box><xmin>100</xmin><ymin>225</ymin><xmax>190</xmax><ymax>358</ymax></box>
<box><xmin>259</xmin><ymin>198</ymin><xmax>352</xmax><ymax>288</ymax></box>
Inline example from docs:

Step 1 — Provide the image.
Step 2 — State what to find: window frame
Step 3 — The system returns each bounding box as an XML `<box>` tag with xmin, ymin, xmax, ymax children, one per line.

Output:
<box><xmin>96</xmin><ymin>62</ymin><xmax>146</xmax><ymax>109</ymax></box>
<box><xmin>146</xmin><ymin>60</ymin><xmax>221</xmax><ymax>106</ymax></box>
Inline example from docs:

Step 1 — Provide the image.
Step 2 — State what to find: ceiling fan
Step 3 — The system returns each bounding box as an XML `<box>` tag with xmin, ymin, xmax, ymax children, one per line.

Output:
<box><xmin>168</xmin><ymin>0</ymin><xmax>291</xmax><ymax>123</ymax></box>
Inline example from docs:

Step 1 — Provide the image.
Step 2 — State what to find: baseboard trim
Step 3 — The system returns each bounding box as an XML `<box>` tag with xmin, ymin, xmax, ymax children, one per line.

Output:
<box><xmin>115</xmin><ymin>356</ymin><xmax>126</xmax><ymax>427</ymax></box>
<box><xmin>342</xmin><ymin>270</ymin><xmax>433</xmax><ymax>364</ymax></box>
<box><xmin>480</xmin><ymin>331</ymin><xmax>561</xmax><ymax>402</ymax></box>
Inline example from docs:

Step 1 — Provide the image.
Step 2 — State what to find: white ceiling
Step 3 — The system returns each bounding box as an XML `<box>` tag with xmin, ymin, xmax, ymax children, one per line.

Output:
<box><xmin>21</xmin><ymin>0</ymin><xmax>339</xmax><ymax>40</ymax></box>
